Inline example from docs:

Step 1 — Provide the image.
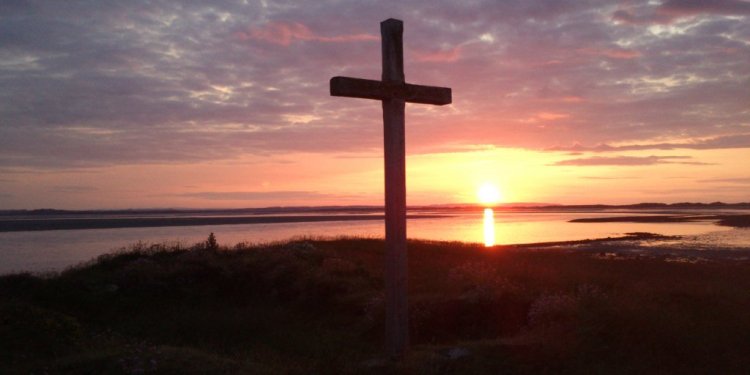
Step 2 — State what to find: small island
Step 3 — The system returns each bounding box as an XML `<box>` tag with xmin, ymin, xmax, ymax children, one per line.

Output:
<box><xmin>569</xmin><ymin>213</ymin><xmax>750</xmax><ymax>227</ymax></box>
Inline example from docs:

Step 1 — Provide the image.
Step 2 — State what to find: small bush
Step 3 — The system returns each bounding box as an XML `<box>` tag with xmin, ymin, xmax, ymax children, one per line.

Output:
<box><xmin>205</xmin><ymin>233</ymin><xmax>218</xmax><ymax>251</ymax></box>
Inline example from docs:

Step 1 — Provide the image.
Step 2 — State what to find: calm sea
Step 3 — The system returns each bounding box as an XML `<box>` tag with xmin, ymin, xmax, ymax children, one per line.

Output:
<box><xmin>1</xmin><ymin>209</ymin><xmax>748</xmax><ymax>275</ymax></box>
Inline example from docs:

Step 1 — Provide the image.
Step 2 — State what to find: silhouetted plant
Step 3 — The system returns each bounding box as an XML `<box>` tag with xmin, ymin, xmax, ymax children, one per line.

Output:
<box><xmin>205</xmin><ymin>232</ymin><xmax>218</xmax><ymax>250</ymax></box>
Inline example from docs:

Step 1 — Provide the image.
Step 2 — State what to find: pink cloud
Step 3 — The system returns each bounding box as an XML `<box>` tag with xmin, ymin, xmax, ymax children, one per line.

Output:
<box><xmin>553</xmin><ymin>155</ymin><xmax>711</xmax><ymax>166</ymax></box>
<box><xmin>537</xmin><ymin>112</ymin><xmax>570</xmax><ymax>120</ymax></box>
<box><xmin>235</xmin><ymin>21</ymin><xmax>378</xmax><ymax>46</ymax></box>
<box><xmin>548</xmin><ymin>134</ymin><xmax>750</xmax><ymax>153</ymax></box>
<box><xmin>560</xmin><ymin>96</ymin><xmax>585</xmax><ymax>103</ymax></box>
<box><xmin>414</xmin><ymin>46</ymin><xmax>462</xmax><ymax>62</ymax></box>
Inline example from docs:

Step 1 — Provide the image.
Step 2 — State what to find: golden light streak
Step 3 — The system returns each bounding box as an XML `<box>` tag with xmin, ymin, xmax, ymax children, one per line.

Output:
<box><xmin>483</xmin><ymin>208</ymin><xmax>495</xmax><ymax>247</ymax></box>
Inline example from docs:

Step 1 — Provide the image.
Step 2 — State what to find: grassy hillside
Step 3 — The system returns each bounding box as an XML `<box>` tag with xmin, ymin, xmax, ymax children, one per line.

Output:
<box><xmin>2</xmin><ymin>237</ymin><xmax>750</xmax><ymax>374</ymax></box>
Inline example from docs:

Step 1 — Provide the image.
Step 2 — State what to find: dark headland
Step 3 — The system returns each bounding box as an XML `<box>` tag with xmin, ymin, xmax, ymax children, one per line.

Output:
<box><xmin>0</xmin><ymin>214</ymin><xmax>446</xmax><ymax>232</ymax></box>
<box><xmin>570</xmin><ymin>214</ymin><xmax>750</xmax><ymax>227</ymax></box>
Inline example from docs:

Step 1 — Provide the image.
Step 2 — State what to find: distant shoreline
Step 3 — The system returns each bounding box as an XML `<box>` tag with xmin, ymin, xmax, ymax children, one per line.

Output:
<box><xmin>569</xmin><ymin>214</ymin><xmax>750</xmax><ymax>228</ymax></box>
<box><xmin>2</xmin><ymin>201</ymin><xmax>749</xmax><ymax>217</ymax></box>
<box><xmin>3</xmin><ymin>211</ymin><xmax>749</xmax><ymax>233</ymax></box>
<box><xmin>0</xmin><ymin>214</ymin><xmax>449</xmax><ymax>232</ymax></box>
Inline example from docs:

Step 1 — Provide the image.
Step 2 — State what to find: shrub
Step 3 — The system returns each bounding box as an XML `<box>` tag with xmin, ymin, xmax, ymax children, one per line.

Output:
<box><xmin>205</xmin><ymin>233</ymin><xmax>218</xmax><ymax>251</ymax></box>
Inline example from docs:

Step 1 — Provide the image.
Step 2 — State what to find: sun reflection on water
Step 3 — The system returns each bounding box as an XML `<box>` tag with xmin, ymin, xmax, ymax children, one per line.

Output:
<box><xmin>483</xmin><ymin>208</ymin><xmax>495</xmax><ymax>247</ymax></box>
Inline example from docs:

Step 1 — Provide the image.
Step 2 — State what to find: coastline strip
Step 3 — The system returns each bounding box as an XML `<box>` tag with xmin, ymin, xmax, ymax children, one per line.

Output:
<box><xmin>569</xmin><ymin>214</ymin><xmax>750</xmax><ymax>228</ymax></box>
<box><xmin>0</xmin><ymin>214</ymin><xmax>448</xmax><ymax>232</ymax></box>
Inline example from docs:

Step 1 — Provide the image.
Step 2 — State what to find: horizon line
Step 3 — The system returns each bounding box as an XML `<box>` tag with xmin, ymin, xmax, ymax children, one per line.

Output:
<box><xmin>3</xmin><ymin>201</ymin><xmax>750</xmax><ymax>213</ymax></box>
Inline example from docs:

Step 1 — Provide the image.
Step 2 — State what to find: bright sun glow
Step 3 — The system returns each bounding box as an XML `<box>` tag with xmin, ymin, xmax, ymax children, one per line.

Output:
<box><xmin>477</xmin><ymin>183</ymin><xmax>502</xmax><ymax>205</ymax></box>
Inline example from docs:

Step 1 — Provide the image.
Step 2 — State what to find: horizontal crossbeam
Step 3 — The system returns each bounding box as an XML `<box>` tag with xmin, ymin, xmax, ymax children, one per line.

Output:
<box><xmin>330</xmin><ymin>76</ymin><xmax>451</xmax><ymax>105</ymax></box>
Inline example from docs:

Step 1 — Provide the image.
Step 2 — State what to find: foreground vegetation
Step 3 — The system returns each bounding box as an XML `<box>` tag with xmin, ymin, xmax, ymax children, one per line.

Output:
<box><xmin>2</xmin><ymin>237</ymin><xmax>750</xmax><ymax>374</ymax></box>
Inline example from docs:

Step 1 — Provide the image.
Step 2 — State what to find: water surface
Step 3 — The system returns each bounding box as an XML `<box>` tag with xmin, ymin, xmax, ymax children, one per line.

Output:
<box><xmin>1</xmin><ymin>209</ymin><xmax>746</xmax><ymax>275</ymax></box>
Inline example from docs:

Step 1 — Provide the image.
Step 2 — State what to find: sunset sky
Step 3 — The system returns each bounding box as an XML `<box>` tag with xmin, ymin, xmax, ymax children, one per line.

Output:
<box><xmin>1</xmin><ymin>0</ymin><xmax>748</xmax><ymax>209</ymax></box>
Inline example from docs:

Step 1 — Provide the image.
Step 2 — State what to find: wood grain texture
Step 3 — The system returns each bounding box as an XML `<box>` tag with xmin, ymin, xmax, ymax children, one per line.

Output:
<box><xmin>328</xmin><ymin>18</ymin><xmax>452</xmax><ymax>359</ymax></box>
<box><xmin>330</xmin><ymin>77</ymin><xmax>451</xmax><ymax>105</ymax></box>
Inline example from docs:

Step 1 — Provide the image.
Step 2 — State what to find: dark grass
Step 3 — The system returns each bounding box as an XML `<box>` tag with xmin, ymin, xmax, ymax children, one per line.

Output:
<box><xmin>2</xmin><ymin>237</ymin><xmax>750</xmax><ymax>374</ymax></box>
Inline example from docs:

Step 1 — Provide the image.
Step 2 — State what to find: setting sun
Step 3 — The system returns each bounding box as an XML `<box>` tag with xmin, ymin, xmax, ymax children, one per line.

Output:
<box><xmin>477</xmin><ymin>183</ymin><xmax>502</xmax><ymax>205</ymax></box>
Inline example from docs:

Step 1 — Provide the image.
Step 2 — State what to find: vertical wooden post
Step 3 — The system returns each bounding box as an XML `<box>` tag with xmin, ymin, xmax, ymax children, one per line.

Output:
<box><xmin>381</xmin><ymin>18</ymin><xmax>409</xmax><ymax>359</ymax></box>
<box><xmin>330</xmin><ymin>18</ymin><xmax>451</xmax><ymax>359</ymax></box>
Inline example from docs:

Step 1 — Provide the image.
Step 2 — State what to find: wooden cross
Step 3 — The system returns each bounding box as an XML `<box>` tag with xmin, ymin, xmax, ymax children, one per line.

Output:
<box><xmin>329</xmin><ymin>18</ymin><xmax>452</xmax><ymax>358</ymax></box>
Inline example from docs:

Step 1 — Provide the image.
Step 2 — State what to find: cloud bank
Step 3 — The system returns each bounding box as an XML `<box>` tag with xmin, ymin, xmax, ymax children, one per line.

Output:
<box><xmin>552</xmin><ymin>155</ymin><xmax>712</xmax><ymax>166</ymax></box>
<box><xmin>0</xmin><ymin>0</ymin><xmax>748</xmax><ymax>169</ymax></box>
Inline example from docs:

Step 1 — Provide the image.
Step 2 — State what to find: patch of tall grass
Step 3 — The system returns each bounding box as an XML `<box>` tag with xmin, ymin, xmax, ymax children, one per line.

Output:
<box><xmin>2</xmin><ymin>236</ymin><xmax>750</xmax><ymax>373</ymax></box>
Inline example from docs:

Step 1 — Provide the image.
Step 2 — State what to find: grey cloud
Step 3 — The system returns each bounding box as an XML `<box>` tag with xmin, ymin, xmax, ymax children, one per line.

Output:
<box><xmin>698</xmin><ymin>177</ymin><xmax>750</xmax><ymax>184</ymax></box>
<box><xmin>612</xmin><ymin>0</ymin><xmax>750</xmax><ymax>25</ymax></box>
<box><xmin>178</xmin><ymin>191</ymin><xmax>335</xmax><ymax>201</ymax></box>
<box><xmin>548</xmin><ymin>134</ymin><xmax>750</xmax><ymax>153</ymax></box>
<box><xmin>49</xmin><ymin>185</ymin><xmax>99</xmax><ymax>193</ymax></box>
<box><xmin>660</xmin><ymin>0</ymin><xmax>750</xmax><ymax>17</ymax></box>
<box><xmin>552</xmin><ymin>155</ymin><xmax>712</xmax><ymax>166</ymax></box>
<box><xmin>0</xmin><ymin>0</ymin><xmax>748</xmax><ymax>169</ymax></box>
